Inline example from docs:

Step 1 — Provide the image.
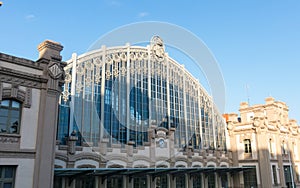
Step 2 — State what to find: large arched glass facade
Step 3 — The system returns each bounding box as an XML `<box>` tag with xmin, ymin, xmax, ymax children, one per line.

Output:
<box><xmin>57</xmin><ymin>37</ymin><xmax>227</xmax><ymax>151</ymax></box>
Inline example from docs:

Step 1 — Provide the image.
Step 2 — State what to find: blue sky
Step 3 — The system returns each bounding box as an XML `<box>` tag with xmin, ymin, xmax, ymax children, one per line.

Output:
<box><xmin>0</xmin><ymin>1</ymin><xmax>299</xmax><ymax>122</ymax></box>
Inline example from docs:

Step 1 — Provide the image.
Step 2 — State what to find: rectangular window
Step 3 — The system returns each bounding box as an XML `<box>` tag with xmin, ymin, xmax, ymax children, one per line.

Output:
<box><xmin>207</xmin><ymin>174</ymin><xmax>215</xmax><ymax>188</ymax></box>
<box><xmin>243</xmin><ymin>166</ymin><xmax>257</xmax><ymax>188</ymax></box>
<box><xmin>107</xmin><ymin>176</ymin><xmax>123</xmax><ymax>188</ymax></box>
<box><xmin>220</xmin><ymin>174</ymin><xmax>228</xmax><ymax>188</ymax></box>
<box><xmin>156</xmin><ymin>175</ymin><xmax>168</xmax><ymax>188</ymax></box>
<box><xmin>0</xmin><ymin>166</ymin><xmax>16</xmax><ymax>188</ymax></box>
<box><xmin>176</xmin><ymin>176</ymin><xmax>186</xmax><ymax>188</ymax></box>
<box><xmin>272</xmin><ymin>165</ymin><xmax>278</xmax><ymax>185</ymax></box>
<box><xmin>192</xmin><ymin>174</ymin><xmax>202</xmax><ymax>188</ymax></box>
<box><xmin>75</xmin><ymin>176</ymin><xmax>95</xmax><ymax>188</ymax></box>
<box><xmin>0</xmin><ymin>100</ymin><xmax>21</xmax><ymax>134</ymax></box>
<box><xmin>284</xmin><ymin>165</ymin><xmax>294</xmax><ymax>188</ymax></box>
<box><xmin>134</xmin><ymin>176</ymin><xmax>147</xmax><ymax>188</ymax></box>
<box><xmin>244</xmin><ymin>139</ymin><xmax>252</xmax><ymax>153</ymax></box>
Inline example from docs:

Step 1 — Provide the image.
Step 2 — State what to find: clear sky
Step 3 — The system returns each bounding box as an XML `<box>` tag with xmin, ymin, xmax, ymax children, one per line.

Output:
<box><xmin>0</xmin><ymin>1</ymin><xmax>299</xmax><ymax>122</ymax></box>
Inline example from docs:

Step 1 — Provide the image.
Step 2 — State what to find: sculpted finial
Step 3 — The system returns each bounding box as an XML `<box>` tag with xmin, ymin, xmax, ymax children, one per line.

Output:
<box><xmin>151</xmin><ymin>36</ymin><xmax>165</xmax><ymax>62</ymax></box>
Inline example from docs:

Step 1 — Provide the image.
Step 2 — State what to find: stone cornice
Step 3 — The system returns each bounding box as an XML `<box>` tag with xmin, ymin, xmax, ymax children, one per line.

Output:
<box><xmin>0</xmin><ymin>67</ymin><xmax>47</xmax><ymax>89</ymax></box>
<box><xmin>229</xmin><ymin>120</ymin><xmax>299</xmax><ymax>136</ymax></box>
<box><xmin>0</xmin><ymin>53</ymin><xmax>44</xmax><ymax>71</ymax></box>
<box><xmin>0</xmin><ymin>149</ymin><xmax>36</xmax><ymax>158</ymax></box>
<box><xmin>239</xmin><ymin>102</ymin><xmax>289</xmax><ymax>113</ymax></box>
<box><xmin>72</xmin><ymin>152</ymin><xmax>105</xmax><ymax>162</ymax></box>
<box><xmin>55</xmin><ymin>152</ymin><xmax>107</xmax><ymax>163</ymax></box>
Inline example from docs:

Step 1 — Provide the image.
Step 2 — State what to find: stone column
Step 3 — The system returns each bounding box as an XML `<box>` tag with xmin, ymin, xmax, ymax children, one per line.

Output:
<box><xmin>277</xmin><ymin>140</ymin><xmax>286</xmax><ymax>187</ymax></box>
<box><xmin>126</xmin><ymin>176</ymin><xmax>134</xmax><ymax>188</ymax></box>
<box><xmin>254</xmin><ymin>119</ymin><xmax>273</xmax><ymax>188</ymax></box>
<box><xmin>33</xmin><ymin>40</ymin><xmax>65</xmax><ymax>188</ymax></box>
<box><xmin>168</xmin><ymin>174</ymin><xmax>176</xmax><ymax>188</ymax></box>
<box><xmin>187</xmin><ymin>174</ymin><xmax>193</xmax><ymax>188</ymax></box>
<box><xmin>150</xmin><ymin>175</ymin><xmax>155</xmax><ymax>188</ymax></box>
<box><xmin>227</xmin><ymin>120</ymin><xmax>240</xmax><ymax>186</ymax></box>
<box><xmin>98</xmin><ymin>177</ymin><xmax>107</xmax><ymax>188</ymax></box>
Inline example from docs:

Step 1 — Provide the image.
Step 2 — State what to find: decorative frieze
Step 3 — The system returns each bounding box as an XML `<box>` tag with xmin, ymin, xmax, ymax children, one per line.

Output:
<box><xmin>0</xmin><ymin>134</ymin><xmax>20</xmax><ymax>143</ymax></box>
<box><xmin>0</xmin><ymin>71</ymin><xmax>44</xmax><ymax>89</ymax></box>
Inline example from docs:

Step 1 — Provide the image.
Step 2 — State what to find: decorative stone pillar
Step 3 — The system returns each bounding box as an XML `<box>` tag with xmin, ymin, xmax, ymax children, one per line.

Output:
<box><xmin>169</xmin><ymin>127</ymin><xmax>175</xmax><ymax>163</ymax></box>
<box><xmin>68</xmin><ymin>131</ymin><xmax>78</xmax><ymax>155</ymax></box>
<box><xmin>254</xmin><ymin>117</ymin><xmax>273</xmax><ymax>187</ymax></box>
<box><xmin>33</xmin><ymin>40</ymin><xmax>65</xmax><ymax>188</ymax></box>
<box><xmin>100</xmin><ymin>138</ymin><xmax>109</xmax><ymax>156</ymax></box>
<box><xmin>149</xmin><ymin>125</ymin><xmax>156</xmax><ymax>167</ymax></box>
<box><xmin>227</xmin><ymin>120</ymin><xmax>241</xmax><ymax>186</ymax></box>
<box><xmin>127</xmin><ymin>141</ymin><xmax>135</xmax><ymax>157</ymax></box>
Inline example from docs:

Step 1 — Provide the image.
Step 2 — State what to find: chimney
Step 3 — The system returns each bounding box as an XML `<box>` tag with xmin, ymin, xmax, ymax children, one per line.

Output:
<box><xmin>37</xmin><ymin>40</ymin><xmax>63</xmax><ymax>61</ymax></box>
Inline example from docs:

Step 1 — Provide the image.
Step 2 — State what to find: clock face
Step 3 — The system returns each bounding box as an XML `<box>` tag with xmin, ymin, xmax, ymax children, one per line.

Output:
<box><xmin>159</xmin><ymin>139</ymin><xmax>165</xmax><ymax>148</ymax></box>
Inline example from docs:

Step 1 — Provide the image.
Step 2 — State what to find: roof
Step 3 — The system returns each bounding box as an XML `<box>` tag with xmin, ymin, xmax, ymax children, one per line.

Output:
<box><xmin>55</xmin><ymin>167</ymin><xmax>253</xmax><ymax>178</ymax></box>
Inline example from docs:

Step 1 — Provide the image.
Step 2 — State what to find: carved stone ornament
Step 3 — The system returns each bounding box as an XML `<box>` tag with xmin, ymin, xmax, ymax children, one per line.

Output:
<box><xmin>151</xmin><ymin>36</ymin><xmax>165</xmax><ymax>62</ymax></box>
<box><xmin>48</xmin><ymin>63</ymin><xmax>63</xmax><ymax>79</ymax></box>
<box><xmin>253</xmin><ymin>118</ymin><xmax>260</xmax><ymax>127</ymax></box>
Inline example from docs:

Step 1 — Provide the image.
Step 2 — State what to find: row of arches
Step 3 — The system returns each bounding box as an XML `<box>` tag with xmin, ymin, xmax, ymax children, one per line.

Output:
<box><xmin>55</xmin><ymin>157</ymin><xmax>229</xmax><ymax>169</ymax></box>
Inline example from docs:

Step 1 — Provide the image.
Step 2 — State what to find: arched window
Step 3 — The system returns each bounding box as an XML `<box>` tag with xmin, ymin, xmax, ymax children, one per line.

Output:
<box><xmin>0</xmin><ymin>99</ymin><xmax>21</xmax><ymax>134</ymax></box>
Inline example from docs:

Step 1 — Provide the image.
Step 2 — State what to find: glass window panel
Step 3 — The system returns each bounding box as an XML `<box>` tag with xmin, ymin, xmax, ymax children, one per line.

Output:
<box><xmin>156</xmin><ymin>175</ymin><xmax>168</xmax><ymax>188</ymax></box>
<box><xmin>0</xmin><ymin>100</ymin><xmax>21</xmax><ymax>134</ymax></box>
<box><xmin>272</xmin><ymin>165</ymin><xmax>278</xmax><ymax>185</ymax></box>
<box><xmin>0</xmin><ymin>126</ymin><xmax>7</xmax><ymax>133</ymax></box>
<box><xmin>193</xmin><ymin>174</ymin><xmax>202</xmax><ymax>188</ymax></box>
<box><xmin>207</xmin><ymin>174</ymin><xmax>215</xmax><ymax>188</ymax></box>
<box><xmin>107</xmin><ymin>176</ymin><xmax>123</xmax><ymax>188</ymax></box>
<box><xmin>12</xmin><ymin>101</ymin><xmax>20</xmax><ymax>108</ymax></box>
<box><xmin>4</xmin><ymin>167</ymin><xmax>14</xmax><ymax>178</ymax></box>
<box><xmin>0</xmin><ymin>109</ymin><xmax>9</xmax><ymax>116</ymax></box>
<box><xmin>176</xmin><ymin>176</ymin><xmax>186</xmax><ymax>188</ymax></box>
<box><xmin>10</xmin><ymin>110</ymin><xmax>20</xmax><ymax>119</ymax></box>
<box><xmin>3</xmin><ymin>183</ymin><xmax>12</xmax><ymax>188</ymax></box>
<box><xmin>0</xmin><ymin>116</ymin><xmax>7</xmax><ymax>124</ymax></box>
<box><xmin>1</xmin><ymin>100</ymin><xmax>9</xmax><ymax>107</ymax></box>
<box><xmin>243</xmin><ymin>166</ymin><xmax>257</xmax><ymax>188</ymax></box>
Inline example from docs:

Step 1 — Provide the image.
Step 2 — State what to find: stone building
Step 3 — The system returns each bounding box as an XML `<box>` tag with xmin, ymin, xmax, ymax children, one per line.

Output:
<box><xmin>226</xmin><ymin>97</ymin><xmax>300</xmax><ymax>188</ymax></box>
<box><xmin>0</xmin><ymin>40</ymin><xmax>65</xmax><ymax>188</ymax></box>
<box><xmin>1</xmin><ymin>38</ymin><xmax>299</xmax><ymax>188</ymax></box>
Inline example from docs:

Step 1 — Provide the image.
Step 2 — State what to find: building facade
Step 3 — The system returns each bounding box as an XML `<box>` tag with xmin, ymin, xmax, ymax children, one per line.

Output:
<box><xmin>226</xmin><ymin>97</ymin><xmax>300</xmax><ymax>188</ymax></box>
<box><xmin>1</xmin><ymin>38</ymin><xmax>299</xmax><ymax>188</ymax></box>
<box><xmin>53</xmin><ymin>37</ymin><xmax>243</xmax><ymax>188</ymax></box>
<box><xmin>0</xmin><ymin>40</ymin><xmax>65</xmax><ymax>188</ymax></box>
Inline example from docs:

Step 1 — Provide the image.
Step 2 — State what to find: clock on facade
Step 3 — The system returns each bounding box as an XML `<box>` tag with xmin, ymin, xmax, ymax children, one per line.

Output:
<box><xmin>159</xmin><ymin>139</ymin><xmax>165</xmax><ymax>148</ymax></box>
